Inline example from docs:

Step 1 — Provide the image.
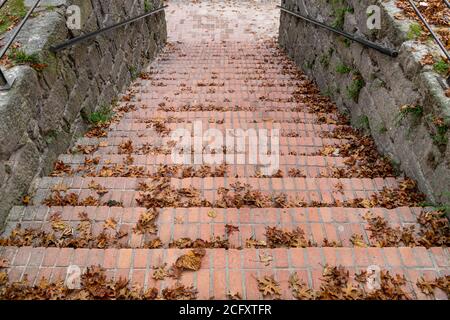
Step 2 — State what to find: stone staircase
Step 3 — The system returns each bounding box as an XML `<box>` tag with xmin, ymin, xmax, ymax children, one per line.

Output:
<box><xmin>0</xmin><ymin>1</ymin><xmax>448</xmax><ymax>300</ymax></box>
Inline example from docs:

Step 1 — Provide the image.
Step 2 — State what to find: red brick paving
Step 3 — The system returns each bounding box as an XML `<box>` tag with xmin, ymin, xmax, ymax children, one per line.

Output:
<box><xmin>0</xmin><ymin>0</ymin><xmax>448</xmax><ymax>300</ymax></box>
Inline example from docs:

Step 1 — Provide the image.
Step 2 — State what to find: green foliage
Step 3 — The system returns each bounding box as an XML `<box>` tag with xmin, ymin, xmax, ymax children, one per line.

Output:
<box><xmin>407</xmin><ymin>23</ymin><xmax>422</xmax><ymax>40</ymax></box>
<box><xmin>8</xmin><ymin>48</ymin><xmax>40</xmax><ymax>65</ymax></box>
<box><xmin>304</xmin><ymin>60</ymin><xmax>315</xmax><ymax>69</ymax></box>
<box><xmin>433</xmin><ymin>59</ymin><xmax>449</xmax><ymax>75</ymax></box>
<box><xmin>144</xmin><ymin>0</ymin><xmax>153</xmax><ymax>12</ymax></box>
<box><xmin>432</xmin><ymin>123</ymin><xmax>449</xmax><ymax>147</ymax></box>
<box><xmin>346</xmin><ymin>72</ymin><xmax>365</xmax><ymax>102</ymax></box>
<box><xmin>342</xmin><ymin>38</ymin><xmax>352</xmax><ymax>47</ymax></box>
<box><xmin>129</xmin><ymin>66</ymin><xmax>139</xmax><ymax>80</ymax></box>
<box><xmin>87</xmin><ymin>105</ymin><xmax>114</xmax><ymax>125</ymax></box>
<box><xmin>331</xmin><ymin>0</ymin><xmax>354</xmax><ymax>29</ymax></box>
<box><xmin>319</xmin><ymin>54</ymin><xmax>330</xmax><ymax>68</ymax></box>
<box><xmin>335</xmin><ymin>63</ymin><xmax>352</xmax><ymax>74</ymax></box>
<box><xmin>322</xmin><ymin>87</ymin><xmax>334</xmax><ymax>97</ymax></box>
<box><xmin>378</xmin><ymin>125</ymin><xmax>388</xmax><ymax>134</ymax></box>
<box><xmin>395</xmin><ymin>105</ymin><xmax>424</xmax><ymax>126</ymax></box>
<box><xmin>421</xmin><ymin>192</ymin><xmax>450</xmax><ymax>215</ymax></box>
<box><xmin>0</xmin><ymin>0</ymin><xmax>26</xmax><ymax>34</ymax></box>
<box><xmin>356</xmin><ymin>115</ymin><xmax>370</xmax><ymax>132</ymax></box>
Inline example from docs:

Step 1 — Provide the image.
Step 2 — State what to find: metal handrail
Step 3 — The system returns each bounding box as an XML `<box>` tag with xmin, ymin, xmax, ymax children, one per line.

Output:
<box><xmin>406</xmin><ymin>0</ymin><xmax>450</xmax><ymax>61</ymax></box>
<box><xmin>0</xmin><ymin>0</ymin><xmax>42</xmax><ymax>90</ymax></box>
<box><xmin>50</xmin><ymin>5</ymin><xmax>168</xmax><ymax>53</ymax></box>
<box><xmin>278</xmin><ymin>6</ymin><xmax>399</xmax><ymax>57</ymax></box>
<box><xmin>0</xmin><ymin>0</ymin><xmax>8</xmax><ymax>10</ymax></box>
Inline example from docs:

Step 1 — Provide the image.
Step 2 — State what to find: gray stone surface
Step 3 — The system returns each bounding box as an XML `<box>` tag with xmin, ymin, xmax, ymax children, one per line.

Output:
<box><xmin>279</xmin><ymin>0</ymin><xmax>450</xmax><ymax>205</ymax></box>
<box><xmin>0</xmin><ymin>0</ymin><xmax>167</xmax><ymax>228</ymax></box>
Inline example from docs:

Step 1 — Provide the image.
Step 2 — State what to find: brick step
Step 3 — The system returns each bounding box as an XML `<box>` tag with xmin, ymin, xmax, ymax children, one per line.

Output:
<box><xmin>74</xmin><ymin>136</ymin><xmax>346</xmax><ymax>148</ymax></box>
<box><xmin>116</xmin><ymin>118</ymin><xmax>341</xmax><ymax>129</ymax></box>
<box><xmin>31</xmin><ymin>176</ymin><xmax>402</xmax><ymax>208</ymax></box>
<box><xmin>108</xmin><ymin>124</ymin><xmax>342</xmax><ymax>138</ymax></box>
<box><xmin>59</xmin><ymin>154</ymin><xmax>346</xmax><ymax>167</ymax></box>
<box><xmin>1</xmin><ymin>246</ymin><xmax>448</xmax><ymax>300</ymax></box>
<box><xmin>138</xmin><ymin>82</ymin><xmax>305</xmax><ymax>90</ymax></box>
<box><xmin>141</xmin><ymin>79</ymin><xmax>306</xmax><ymax>86</ymax></box>
<box><xmin>2</xmin><ymin>206</ymin><xmax>427</xmax><ymax>249</ymax></box>
<box><xmin>7</xmin><ymin>206</ymin><xmax>424</xmax><ymax>225</ymax></box>
<box><xmin>55</xmin><ymin>157</ymin><xmax>348</xmax><ymax>178</ymax></box>
<box><xmin>122</xmin><ymin>110</ymin><xmax>339</xmax><ymax>121</ymax></box>
<box><xmin>76</xmin><ymin>145</ymin><xmax>336</xmax><ymax>158</ymax></box>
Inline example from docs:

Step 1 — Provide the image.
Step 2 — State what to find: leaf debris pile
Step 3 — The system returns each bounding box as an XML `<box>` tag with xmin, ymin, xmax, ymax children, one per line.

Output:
<box><xmin>0</xmin><ymin>265</ymin><xmax>197</xmax><ymax>300</ymax></box>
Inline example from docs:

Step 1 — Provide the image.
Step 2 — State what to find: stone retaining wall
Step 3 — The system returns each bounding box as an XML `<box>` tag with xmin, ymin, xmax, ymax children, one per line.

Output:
<box><xmin>279</xmin><ymin>0</ymin><xmax>450</xmax><ymax>206</ymax></box>
<box><xmin>0</xmin><ymin>0</ymin><xmax>167</xmax><ymax>227</ymax></box>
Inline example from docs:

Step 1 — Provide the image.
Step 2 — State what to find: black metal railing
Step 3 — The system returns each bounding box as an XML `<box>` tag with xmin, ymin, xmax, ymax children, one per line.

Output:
<box><xmin>50</xmin><ymin>5</ymin><xmax>168</xmax><ymax>53</ymax></box>
<box><xmin>278</xmin><ymin>6</ymin><xmax>399</xmax><ymax>57</ymax></box>
<box><xmin>0</xmin><ymin>0</ymin><xmax>42</xmax><ymax>90</ymax></box>
<box><xmin>406</xmin><ymin>0</ymin><xmax>450</xmax><ymax>62</ymax></box>
<box><xmin>0</xmin><ymin>2</ymin><xmax>167</xmax><ymax>90</ymax></box>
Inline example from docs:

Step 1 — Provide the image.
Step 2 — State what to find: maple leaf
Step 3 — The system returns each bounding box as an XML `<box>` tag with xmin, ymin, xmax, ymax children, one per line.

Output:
<box><xmin>104</xmin><ymin>218</ymin><xmax>117</xmax><ymax>230</ymax></box>
<box><xmin>350</xmin><ymin>234</ymin><xmax>368</xmax><ymax>247</ymax></box>
<box><xmin>227</xmin><ymin>291</ymin><xmax>243</xmax><ymax>300</ymax></box>
<box><xmin>0</xmin><ymin>272</ymin><xmax>8</xmax><ymax>286</ymax></box>
<box><xmin>246</xmin><ymin>238</ymin><xmax>267</xmax><ymax>248</ymax></box>
<box><xmin>152</xmin><ymin>264</ymin><xmax>169</xmax><ymax>281</ymax></box>
<box><xmin>342</xmin><ymin>283</ymin><xmax>363</xmax><ymax>300</ymax></box>
<box><xmin>257</xmin><ymin>275</ymin><xmax>281</xmax><ymax>297</ymax></box>
<box><xmin>416</xmin><ymin>277</ymin><xmax>436</xmax><ymax>296</ymax></box>
<box><xmin>225</xmin><ymin>224</ymin><xmax>239</xmax><ymax>235</ymax></box>
<box><xmin>289</xmin><ymin>273</ymin><xmax>315</xmax><ymax>300</ymax></box>
<box><xmin>174</xmin><ymin>248</ymin><xmax>206</xmax><ymax>272</ymax></box>
<box><xmin>0</xmin><ymin>258</ymin><xmax>9</xmax><ymax>268</ymax></box>
<box><xmin>22</xmin><ymin>196</ymin><xmax>31</xmax><ymax>206</ymax></box>
<box><xmin>51</xmin><ymin>183</ymin><xmax>68</xmax><ymax>192</ymax></box>
<box><xmin>207</xmin><ymin>210</ymin><xmax>217</xmax><ymax>218</ymax></box>
<box><xmin>259</xmin><ymin>252</ymin><xmax>273</xmax><ymax>266</ymax></box>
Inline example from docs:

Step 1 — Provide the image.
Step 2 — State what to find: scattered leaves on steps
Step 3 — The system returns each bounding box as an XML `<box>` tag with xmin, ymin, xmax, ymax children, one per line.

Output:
<box><xmin>417</xmin><ymin>276</ymin><xmax>449</xmax><ymax>297</ymax></box>
<box><xmin>363</xmin><ymin>210</ymin><xmax>450</xmax><ymax>248</ymax></box>
<box><xmin>289</xmin><ymin>265</ymin><xmax>413</xmax><ymax>300</ymax></box>
<box><xmin>162</xmin><ymin>283</ymin><xmax>198</xmax><ymax>300</ymax></box>
<box><xmin>0</xmin><ymin>265</ymin><xmax>196</xmax><ymax>300</ymax></box>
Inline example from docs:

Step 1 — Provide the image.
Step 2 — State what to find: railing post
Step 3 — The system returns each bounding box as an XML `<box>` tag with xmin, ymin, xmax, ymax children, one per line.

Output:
<box><xmin>0</xmin><ymin>68</ymin><xmax>11</xmax><ymax>91</ymax></box>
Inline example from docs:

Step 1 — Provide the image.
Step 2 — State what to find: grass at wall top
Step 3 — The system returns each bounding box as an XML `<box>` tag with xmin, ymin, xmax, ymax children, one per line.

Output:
<box><xmin>0</xmin><ymin>0</ymin><xmax>27</xmax><ymax>35</ymax></box>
